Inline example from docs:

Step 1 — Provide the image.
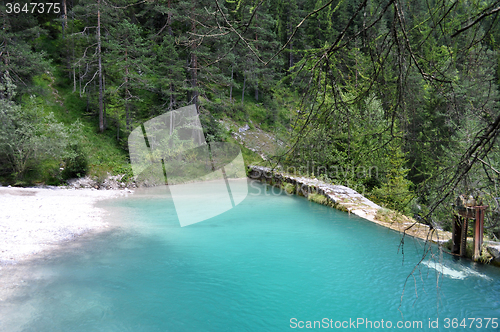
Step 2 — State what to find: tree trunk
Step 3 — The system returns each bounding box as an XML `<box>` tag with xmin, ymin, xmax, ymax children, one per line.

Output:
<box><xmin>169</xmin><ymin>83</ymin><xmax>174</xmax><ymax>111</ymax></box>
<box><xmin>79</xmin><ymin>63</ymin><xmax>82</xmax><ymax>97</ymax></box>
<box><xmin>97</xmin><ymin>0</ymin><xmax>104</xmax><ymax>133</ymax></box>
<box><xmin>103</xmin><ymin>71</ymin><xmax>107</xmax><ymax>129</ymax></box>
<box><xmin>241</xmin><ymin>71</ymin><xmax>246</xmax><ymax>105</ymax></box>
<box><xmin>169</xmin><ymin>109</ymin><xmax>173</xmax><ymax>136</ymax></box>
<box><xmin>126</xmin><ymin>102</ymin><xmax>130</xmax><ymax>132</ymax></box>
<box><xmin>167</xmin><ymin>0</ymin><xmax>173</xmax><ymax>36</ymax></box>
<box><xmin>190</xmin><ymin>7</ymin><xmax>198</xmax><ymax>112</ymax></box>
<box><xmin>125</xmin><ymin>49</ymin><xmax>130</xmax><ymax>131</ymax></box>
<box><xmin>288</xmin><ymin>21</ymin><xmax>294</xmax><ymax>68</ymax></box>
<box><xmin>191</xmin><ymin>52</ymin><xmax>198</xmax><ymax>111</ymax></box>
<box><xmin>255</xmin><ymin>81</ymin><xmax>258</xmax><ymax>101</ymax></box>
<box><xmin>229</xmin><ymin>65</ymin><xmax>233</xmax><ymax>103</ymax></box>
<box><xmin>62</xmin><ymin>0</ymin><xmax>67</xmax><ymax>37</ymax></box>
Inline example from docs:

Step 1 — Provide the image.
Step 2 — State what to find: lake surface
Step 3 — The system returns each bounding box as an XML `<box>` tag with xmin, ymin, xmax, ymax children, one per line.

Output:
<box><xmin>1</xmin><ymin>181</ymin><xmax>500</xmax><ymax>331</ymax></box>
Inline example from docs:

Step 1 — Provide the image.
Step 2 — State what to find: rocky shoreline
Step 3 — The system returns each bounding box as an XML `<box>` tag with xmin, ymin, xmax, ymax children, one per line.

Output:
<box><xmin>65</xmin><ymin>174</ymin><xmax>136</xmax><ymax>190</ymax></box>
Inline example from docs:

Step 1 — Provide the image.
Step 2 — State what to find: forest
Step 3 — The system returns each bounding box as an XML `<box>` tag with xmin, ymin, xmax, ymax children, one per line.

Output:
<box><xmin>1</xmin><ymin>0</ymin><xmax>500</xmax><ymax>241</ymax></box>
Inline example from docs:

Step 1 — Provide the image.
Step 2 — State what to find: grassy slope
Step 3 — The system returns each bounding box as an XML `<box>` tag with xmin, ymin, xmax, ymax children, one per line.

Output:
<box><xmin>24</xmin><ymin>67</ymin><xmax>132</xmax><ymax>185</ymax></box>
<box><xmin>21</xmin><ymin>32</ymin><xmax>295</xmax><ymax>185</ymax></box>
<box><xmin>202</xmin><ymin>85</ymin><xmax>297</xmax><ymax>168</ymax></box>
<box><xmin>26</xmin><ymin>71</ymin><xmax>294</xmax><ymax>184</ymax></box>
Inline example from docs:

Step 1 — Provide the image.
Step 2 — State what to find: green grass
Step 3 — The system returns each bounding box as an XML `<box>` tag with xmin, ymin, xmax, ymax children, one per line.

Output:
<box><xmin>308</xmin><ymin>193</ymin><xmax>330</xmax><ymax>206</ymax></box>
<box><xmin>10</xmin><ymin>72</ymin><xmax>288</xmax><ymax>186</ymax></box>
<box><xmin>374</xmin><ymin>208</ymin><xmax>409</xmax><ymax>224</ymax></box>
<box><xmin>225</xmin><ymin>136</ymin><xmax>265</xmax><ymax>167</ymax></box>
<box><xmin>203</xmin><ymin>86</ymin><xmax>292</xmax><ymax>134</ymax></box>
<box><xmin>50</xmin><ymin>68</ymin><xmax>131</xmax><ymax>174</ymax></box>
<box><xmin>19</xmin><ymin>69</ymin><xmax>131</xmax><ymax>185</ymax></box>
<box><xmin>443</xmin><ymin>239</ymin><xmax>496</xmax><ymax>264</ymax></box>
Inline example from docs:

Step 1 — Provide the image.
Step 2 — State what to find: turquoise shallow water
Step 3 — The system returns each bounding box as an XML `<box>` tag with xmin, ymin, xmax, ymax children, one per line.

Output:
<box><xmin>1</xmin><ymin>181</ymin><xmax>500</xmax><ymax>331</ymax></box>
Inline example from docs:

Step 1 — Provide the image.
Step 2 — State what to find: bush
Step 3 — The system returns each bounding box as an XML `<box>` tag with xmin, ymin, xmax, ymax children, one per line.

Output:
<box><xmin>199</xmin><ymin>111</ymin><xmax>229</xmax><ymax>143</ymax></box>
<box><xmin>308</xmin><ymin>193</ymin><xmax>329</xmax><ymax>205</ymax></box>
<box><xmin>62</xmin><ymin>144</ymin><xmax>89</xmax><ymax>179</ymax></box>
<box><xmin>283</xmin><ymin>182</ymin><xmax>295</xmax><ymax>194</ymax></box>
<box><xmin>0</xmin><ymin>78</ymin><xmax>84</xmax><ymax>183</ymax></box>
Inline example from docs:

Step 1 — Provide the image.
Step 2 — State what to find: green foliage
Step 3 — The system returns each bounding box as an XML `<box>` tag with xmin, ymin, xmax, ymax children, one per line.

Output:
<box><xmin>199</xmin><ymin>110</ymin><xmax>229</xmax><ymax>143</ymax></box>
<box><xmin>0</xmin><ymin>1</ymin><xmax>51</xmax><ymax>92</ymax></box>
<box><xmin>284</xmin><ymin>91</ymin><xmax>403</xmax><ymax>201</ymax></box>
<box><xmin>375</xmin><ymin>208</ymin><xmax>410</xmax><ymax>224</ymax></box>
<box><xmin>308</xmin><ymin>193</ymin><xmax>329</xmax><ymax>206</ymax></box>
<box><xmin>3</xmin><ymin>0</ymin><xmax>500</xmax><ymax>245</ymax></box>
<box><xmin>0</xmin><ymin>78</ymin><xmax>82</xmax><ymax>183</ymax></box>
<box><xmin>282</xmin><ymin>182</ymin><xmax>295</xmax><ymax>195</ymax></box>
<box><xmin>61</xmin><ymin>144</ymin><xmax>89</xmax><ymax>179</ymax></box>
<box><xmin>107</xmin><ymin>162</ymin><xmax>134</xmax><ymax>182</ymax></box>
<box><xmin>371</xmin><ymin>138</ymin><xmax>413</xmax><ymax>214</ymax></box>
<box><xmin>238</xmin><ymin>142</ymin><xmax>265</xmax><ymax>167</ymax></box>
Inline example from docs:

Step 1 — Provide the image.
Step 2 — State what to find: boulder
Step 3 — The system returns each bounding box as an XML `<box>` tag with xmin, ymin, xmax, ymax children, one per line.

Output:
<box><xmin>238</xmin><ymin>124</ymin><xmax>250</xmax><ymax>133</ymax></box>
<box><xmin>487</xmin><ymin>244</ymin><xmax>500</xmax><ymax>264</ymax></box>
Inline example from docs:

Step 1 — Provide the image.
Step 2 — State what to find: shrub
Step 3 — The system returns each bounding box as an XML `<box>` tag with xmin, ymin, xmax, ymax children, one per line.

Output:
<box><xmin>199</xmin><ymin>111</ymin><xmax>229</xmax><ymax>143</ymax></box>
<box><xmin>0</xmin><ymin>78</ymin><xmax>83</xmax><ymax>182</ymax></box>
<box><xmin>371</xmin><ymin>139</ymin><xmax>413</xmax><ymax>214</ymax></box>
<box><xmin>308</xmin><ymin>193</ymin><xmax>329</xmax><ymax>205</ymax></box>
<box><xmin>62</xmin><ymin>144</ymin><xmax>89</xmax><ymax>179</ymax></box>
<box><xmin>283</xmin><ymin>182</ymin><xmax>295</xmax><ymax>194</ymax></box>
<box><xmin>375</xmin><ymin>208</ymin><xmax>409</xmax><ymax>224</ymax></box>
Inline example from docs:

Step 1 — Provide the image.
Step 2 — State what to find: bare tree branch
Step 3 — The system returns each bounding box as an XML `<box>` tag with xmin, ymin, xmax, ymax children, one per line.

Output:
<box><xmin>452</xmin><ymin>1</ymin><xmax>500</xmax><ymax>38</ymax></box>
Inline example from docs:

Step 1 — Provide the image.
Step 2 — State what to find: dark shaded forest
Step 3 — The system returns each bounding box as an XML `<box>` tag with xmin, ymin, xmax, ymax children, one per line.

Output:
<box><xmin>1</xmin><ymin>0</ymin><xmax>500</xmax><ymax>240</ymax></box>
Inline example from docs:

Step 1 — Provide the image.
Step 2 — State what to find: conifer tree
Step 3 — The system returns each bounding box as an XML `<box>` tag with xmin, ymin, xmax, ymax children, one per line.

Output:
<box><xmin>0</xmin><ymin>1</ymin><xmax>50</xmax><ymax>93</ymax></box>
<box><xmin>106</xmin><ymin>20</ymin><xmax>153</xmax><ymax>137</ymax></box>
<box><xmin>70</xmin><ymin>0</ymin><xmax>123</xmax><ymax>132</ymax></box>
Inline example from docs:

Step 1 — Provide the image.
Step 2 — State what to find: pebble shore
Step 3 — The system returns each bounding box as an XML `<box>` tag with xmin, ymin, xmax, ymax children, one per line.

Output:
<box><xmin>0</xmin><ymin>186</ymin><xmax>131</xmax><ymax>265</ymax></box>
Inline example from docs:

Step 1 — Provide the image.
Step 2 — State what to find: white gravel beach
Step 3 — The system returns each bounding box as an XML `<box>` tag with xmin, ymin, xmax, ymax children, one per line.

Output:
<box><xmin>0</xmin><ymin>186</ymin><xmax>130</xmax><ymax>265</ymax></box>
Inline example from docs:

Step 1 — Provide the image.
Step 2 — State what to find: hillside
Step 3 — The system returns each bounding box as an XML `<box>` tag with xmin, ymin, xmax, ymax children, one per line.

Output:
<box><xmin>1</xmin><ymin>0</ymin><xmax>500</xmax><ymax>241</ymax></box>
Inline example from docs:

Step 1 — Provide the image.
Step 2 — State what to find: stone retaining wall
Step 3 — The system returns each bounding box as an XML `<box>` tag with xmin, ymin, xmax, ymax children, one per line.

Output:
<box><xmin>247</xmin><ymin>165</ymin><xmax>381</xmax><ymax>222</ymax></box>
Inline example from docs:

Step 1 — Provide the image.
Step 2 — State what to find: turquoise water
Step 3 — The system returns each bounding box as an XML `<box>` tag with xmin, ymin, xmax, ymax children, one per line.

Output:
<box><xmin>1</xmin><ymin>181</ymin><xmax>500</xmax><ymax>331</ymax></box>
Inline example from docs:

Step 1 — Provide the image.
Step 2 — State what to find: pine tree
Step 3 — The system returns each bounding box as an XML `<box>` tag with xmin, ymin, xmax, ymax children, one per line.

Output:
<box><xmin>0</xmin><ymin>1</ymin><xmax>50</xmax><ymax>93</ymax></box>
<box><xmin>70</xmin><ymin>0</ymin><xmax>124</xmax><ymax>132</ymax></box>
<box><xmin>234</xmin><ymin>0</ymin><xmax>282</xmax><ymax>103</ymax></box>
<box><xmin>106</xmin><ymin>19</ymin><xmax>153</xmax><ymax>138</ymax></box>
<box><xmin>153</xmin><ymin>34</ymin><xmax>186</xmax><ymax>114</ymax></box>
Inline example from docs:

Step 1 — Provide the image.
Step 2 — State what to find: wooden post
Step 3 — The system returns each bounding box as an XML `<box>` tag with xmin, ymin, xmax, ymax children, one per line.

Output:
<box><xmin>460</xmin><ymin>216</ymin><xmax>468</xmax><ymax>257</ymax></box>
<box><xmin>452</xmin><ymin>215</ymin><xmax>462</xmax><ymax>255</ymax></box>
<box><xmin>453</xmin><ymin>198</ymin><xmax>488</xmax><ymax>259</ymax></box>
<box><xmin>473</xmin><ymin>207</ymin><xmax>486</xmax><ymax>261</ymax></box>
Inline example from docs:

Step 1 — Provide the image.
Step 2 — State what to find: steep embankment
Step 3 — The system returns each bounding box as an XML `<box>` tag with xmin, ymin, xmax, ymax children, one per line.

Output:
<box><xmin>217</xmin><ymin>117</ymin><xmax>284</xmax><ymax>162</ymax></box>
